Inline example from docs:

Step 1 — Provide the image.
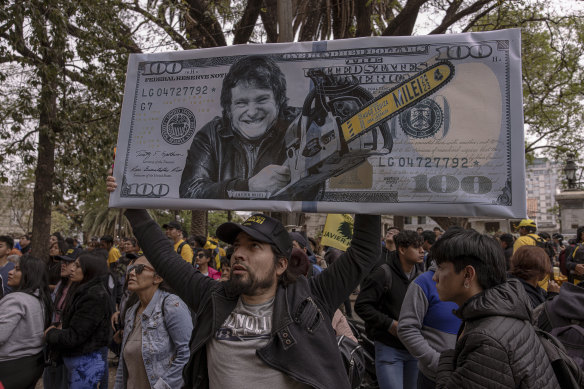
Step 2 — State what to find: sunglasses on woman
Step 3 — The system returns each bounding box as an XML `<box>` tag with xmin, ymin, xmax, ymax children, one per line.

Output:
<box><xmin>127</xmin><ymin>264</ymin><xmax>156</xmax><ymax>275</ymax></box>
<box><xmin>196</xmin><ymin>253</ymin><xmax>207</xmax><ymax>259</ymax></box>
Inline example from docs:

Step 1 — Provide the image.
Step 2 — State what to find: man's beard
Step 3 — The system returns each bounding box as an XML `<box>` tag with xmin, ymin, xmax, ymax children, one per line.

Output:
<box><xmin>224</xmin><ymin>260</ymin><xmax>277</xmax><ymax>296</ymax></box>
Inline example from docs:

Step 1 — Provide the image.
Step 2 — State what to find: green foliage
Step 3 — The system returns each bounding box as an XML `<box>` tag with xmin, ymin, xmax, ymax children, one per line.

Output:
<box><xmin>208</xmin><ymin>211</ymin><xmax>245</xmax><ymax>238</ymax></box>
<box><xmin>470</xmin><ymin>1</ymin><xmax>584</xmax><ymax>164</ymax></box>
<box><xmin>51</xmin><ymin>210</ymin><xmax>72</xmax><ymax>235</ymax></box>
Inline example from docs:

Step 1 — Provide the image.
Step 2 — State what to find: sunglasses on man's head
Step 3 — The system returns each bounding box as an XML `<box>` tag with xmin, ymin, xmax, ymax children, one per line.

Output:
<box><xmin>127</xmin><ymin>264</ymin><xmax>156</xmax><ymax>275</ymax></box>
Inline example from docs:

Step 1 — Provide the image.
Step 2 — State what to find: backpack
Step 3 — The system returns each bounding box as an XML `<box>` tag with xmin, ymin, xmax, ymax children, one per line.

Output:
<box><xmin>176</xmin><ymin>241</ymin><xmax>188</xmax><ymax>255</ymax></box>
<box><xmin>543</xmin><ymin>303</ymin><xmax>584</xmax><ymax>370</ymax></box>
<box><xmin>380</xmin><ymin>263</ymin><xmax>392</xmax><ymax>293</ymax></box>
<box><xmin>528</xmin><ymin>235</ymin><xmax>555</xmax><ymax>262</ymax></box>
<box><xmin>535</xmin><ymin>328</ymin><xmax>584</xmax><ymax>389</ymax></box>
<box><xmin>337</xmin><ymin>335</ymin><xmax>366</xmax><ymax>389</ymax></box>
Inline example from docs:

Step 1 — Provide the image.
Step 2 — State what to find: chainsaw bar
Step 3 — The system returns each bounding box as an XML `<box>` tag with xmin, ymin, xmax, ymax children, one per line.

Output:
<box><xmin>341</xmin><ymin>61</ymin><xmax>455</xmax><ymax>143</ymax></box>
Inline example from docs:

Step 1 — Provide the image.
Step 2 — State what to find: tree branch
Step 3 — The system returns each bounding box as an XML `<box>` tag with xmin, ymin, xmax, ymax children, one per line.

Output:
<box><xmin>233</xmin><ymin>0</ymin><xmax>262</xmax><ymax>45</ymax></box>
<box><xmin>130</xmin><ymin>0</ymin><xmax>195</xmax><ymax>49</ymax></box>
<box><xmin>184</xmin><ymin>0</ymin><xmax>227</xmax><ymax>48</ymax></box>
<box><xmin>430</xmin><ymin>0</ymin><xmax>497</xmax><ymax>35</ymax></box>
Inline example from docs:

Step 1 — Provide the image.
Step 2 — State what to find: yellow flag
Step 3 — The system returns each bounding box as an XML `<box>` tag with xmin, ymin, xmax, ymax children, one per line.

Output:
<box><xmin>321</xmin><ymin>214</ymin><xmax>354</xmax><ymax>252</ymax></box>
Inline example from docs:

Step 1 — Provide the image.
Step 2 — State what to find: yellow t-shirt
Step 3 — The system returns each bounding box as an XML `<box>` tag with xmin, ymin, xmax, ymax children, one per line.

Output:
<box><xmin>107</xmin><ymin>247</ymin><xmax>122</xmax><ymax>265</ymax></box>
<box><xmin>513</xmin><ymin>234</ymin><xmax>540</xmax><ymax>253</ymax></box>
<box><xmin>174</xmin><ymin>239</ymin><xmax>193</xmax><ymax>264</ymax></box>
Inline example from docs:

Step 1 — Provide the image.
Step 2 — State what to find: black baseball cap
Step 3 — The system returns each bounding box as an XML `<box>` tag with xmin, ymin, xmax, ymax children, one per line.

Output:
<box><xmin>162</xmin><ymin>221</ymin><xmax>183</xmax><ymax>231</ymax></box>
<box><xmin>55</xmin><ymin>255</ymin><xmax>75</xmax><ymax>262</ymax></box>
<box><xmin>216</xmin><ymin>213</ymin><xmax>292</xmax><ymax>258</ymax></box>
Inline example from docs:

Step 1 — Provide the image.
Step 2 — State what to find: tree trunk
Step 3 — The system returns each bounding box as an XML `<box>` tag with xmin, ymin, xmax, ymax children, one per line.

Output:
<box><xmin>277</xmin><ymin>0</ymin><xmax>294</xmax><ymax>42</ymax></box>
<box><xmin>233</xmin><ymin>0</ymin><xmax>262</xmax><ymax>44</ymax></box>
<box><xmin>355</xmin><ymin>0</ymin><xmax>372</xmax><ymax>37</ymax></box>
<box><xmin>30</xmin><ymin>73</ymin><xmax>58</xmax><ymax>259</ymax></box>
<box><xmin>261</xmin><ymin>0</ymin><xmax>279</xmax><ymax>43</ymax></box>
<box><xmin>191</xmin><ymin>210</ymin><xmax>207</xmax><ymax>236</ymax></box>
<box><xmin>393</xmin><ymin>215</ymin><xmax>404</xmax><ymax>230</ymax></box>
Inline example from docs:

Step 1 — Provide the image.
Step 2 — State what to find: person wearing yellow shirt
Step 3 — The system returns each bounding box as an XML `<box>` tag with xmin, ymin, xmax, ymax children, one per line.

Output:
<box><xmin>101</xmin><ymin>235</ymin><xmax>121</xmax><ymax>266</ymax></box>
<box><xmin>513</xmin><ymin>219</ymin><xmax>541</xmax><ymax>252</ymax></box>
<box><xmin>204</xmin><ymin>238</ymin><xmax>225</xmax><ymax>271</ymax></box>
<box><xmin>163</xmin><ymin>221</ymin><xmax>194</xmax><ymax>264</ymax></box>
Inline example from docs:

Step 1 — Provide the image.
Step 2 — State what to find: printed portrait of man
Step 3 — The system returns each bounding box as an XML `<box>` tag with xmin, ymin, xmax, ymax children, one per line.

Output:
<box><xmin>179</xmin><ymin>55</ymin><xmax>299</xmax><ymax>199</ymax></box>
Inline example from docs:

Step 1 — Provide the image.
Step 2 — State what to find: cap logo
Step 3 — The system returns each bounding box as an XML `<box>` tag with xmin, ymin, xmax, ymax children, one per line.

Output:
<box><xmin>244</xmin><ymin>215</ymin><xmax>266</xmax><ymax>225</ymax></box>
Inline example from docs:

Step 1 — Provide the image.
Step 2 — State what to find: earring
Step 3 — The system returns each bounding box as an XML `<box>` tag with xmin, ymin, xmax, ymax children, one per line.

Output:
<box><xmin>464</xmin><ymin>281</ymin><xmax>470</xmax><ymax>289</ymax></box>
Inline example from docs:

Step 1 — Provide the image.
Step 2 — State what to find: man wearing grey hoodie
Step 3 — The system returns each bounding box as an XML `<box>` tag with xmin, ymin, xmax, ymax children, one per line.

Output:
<box><xmin>397</xmin><ymin>262</ymin><xmax>461</xmax><ymax>388</ymax></box>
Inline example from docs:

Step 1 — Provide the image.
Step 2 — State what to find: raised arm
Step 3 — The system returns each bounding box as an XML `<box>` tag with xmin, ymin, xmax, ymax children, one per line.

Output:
<box><xmin>124</xmin><ymin>209</ymin><xmax>215</xmax><ymax>312</ymax></box>
<box><xmin>308</xmin><ymin>214</ymin><xmax>380</xmax><ymax>316</ymax></box>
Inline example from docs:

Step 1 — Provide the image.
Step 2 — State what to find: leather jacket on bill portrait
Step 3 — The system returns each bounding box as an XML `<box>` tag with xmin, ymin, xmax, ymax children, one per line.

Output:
<box><xmin>179</xmin><ymin>108</ymin><xmax>300</xmax><ymax>199</ymax></box>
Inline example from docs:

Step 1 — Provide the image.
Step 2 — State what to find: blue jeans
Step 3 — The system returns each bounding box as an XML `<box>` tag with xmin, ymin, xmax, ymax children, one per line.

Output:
<box><xmin>63</xmin><ymin>347</ymin><xmax>107</xmax><ymax>389</ymax></box>
<box><xmin>374</xmin><ymin>341</ymin><xmax>418</xmax><ymax>389</ymax></box>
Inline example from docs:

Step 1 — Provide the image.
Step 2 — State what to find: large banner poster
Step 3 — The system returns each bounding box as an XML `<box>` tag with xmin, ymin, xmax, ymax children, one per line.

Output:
<box><xmin>110</xmin><ymin>29</ymin><xmax>526</xmax><ymax>218</ymax></box>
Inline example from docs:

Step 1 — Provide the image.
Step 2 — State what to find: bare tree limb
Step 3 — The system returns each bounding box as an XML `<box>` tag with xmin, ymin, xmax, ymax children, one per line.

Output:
<box><xmin>430</xmin><ymin>0</ymin><xmax>499</xmax><ymax>35</ymax></box>
<box><xmin>383</xmin><ymin>0</ymin><xmax>427</xmax><ymax>36</ymax></box>
<box><xmin>233</xmin><ymin>0</ymin><xmax>262</xmax><ymax>44</ymax></box>
<box><xmin>261</xmin><ymin>0</ymin><xmax>278</xmax><ymax>43</ymax></box>
<box><xmin>184</xmin><ymin>0</ymin><xmax>227</xmax><ymax>48</ymax></box>
<box><xmin>130</xmin><ymin>0</ymin><xmax>194</xmax><ymax>49</ymax></box>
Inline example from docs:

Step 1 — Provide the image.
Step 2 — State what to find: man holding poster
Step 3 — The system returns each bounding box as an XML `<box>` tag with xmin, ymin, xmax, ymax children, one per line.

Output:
<box><xmin>179</xmin><ymin>56</ymin><xmax>300</xmax><ymax>199</ymax></box>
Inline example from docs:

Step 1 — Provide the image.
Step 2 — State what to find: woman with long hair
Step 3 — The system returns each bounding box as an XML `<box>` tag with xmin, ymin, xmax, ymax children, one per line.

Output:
<box><xmin>0</xmin><ymin>255</ymin><xmax>53</xmax><ymax>389</ymax></box>
<box><xmin>45</xmin><ymin>252</ymin><xmax>114</xmax><ymax>388</ymax></box>
<box><xmin>43</xmin><ymin>254</ymin><xmax>78</xmax><ymax>388</ymax></box>
<box><xmin>48</xmin><ymin>240</ymin><xmax>69</xmax><ymax>291</ymax></box>
<box><xmin>114</xmin><ymin>255</ymin><xmax>192</xmax><ymax>388</ymax></box>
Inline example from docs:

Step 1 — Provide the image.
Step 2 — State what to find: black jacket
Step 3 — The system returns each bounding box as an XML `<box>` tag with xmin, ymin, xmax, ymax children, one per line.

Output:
<box><xmin>509</xmin><ymin>275</ymin><xmax>550</xmax><ymax>309</ymax></box>
<box><xmin>566</xmin><ymin>243</ymin><xmax>584</xmax><ymax>282</ymax></box>
<box><xmin>179</xmin><ymin>109</ymin><xmax>299</xmax><ymax>199</ymax></box>
<box><xmin>354</xmin><ymin>250</ymin><xmax>422</xmax><ymax>349</ymax></box>
<box><xmin>436</xmin><ymin>279</ymin><xmax>559</xmax><ymax>389</ymax></box>
<box><xmin>125</xmin><ymin>209</ymin><xmax>380</xmax><ymax>389</ymax></box>
<box><xmin>535</xmin><ymin>281</ymin><xmax>584</xmax><ymax>331</ymax></box>
<box><xmin>46</xmin><ymin>276</ymin><xmax>113</xmax><ymax>357</ymax></box>
<box><xmin>375</xmin><ymin>246</ymin><xmax>393</xmax><ymax>268</ymax></box>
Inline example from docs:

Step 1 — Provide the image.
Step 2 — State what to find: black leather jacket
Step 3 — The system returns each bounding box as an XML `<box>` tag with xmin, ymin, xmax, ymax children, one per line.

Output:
<box><xmin>179</xmin><ymin>109</ymin><xmax>299</xmax><ymax>199</ymax></box>
<box><xmin>125</xmin><ymin>209</ymin><xmax>380</xmax><ymax>389</ymax></box>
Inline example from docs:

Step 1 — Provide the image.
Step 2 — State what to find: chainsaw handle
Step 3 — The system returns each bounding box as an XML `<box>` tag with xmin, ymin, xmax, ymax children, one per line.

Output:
<box><xmin>378</xmin><ymin>121</ymin><xmax>393</xmax><ymax>153</ymax></box>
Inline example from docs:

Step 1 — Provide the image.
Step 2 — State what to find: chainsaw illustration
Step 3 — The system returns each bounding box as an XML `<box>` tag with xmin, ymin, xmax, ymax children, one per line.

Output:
<box><xmin>272</xmin><ymin>61</ymin><xmax>455</xmax><ymax>199</ymax></box>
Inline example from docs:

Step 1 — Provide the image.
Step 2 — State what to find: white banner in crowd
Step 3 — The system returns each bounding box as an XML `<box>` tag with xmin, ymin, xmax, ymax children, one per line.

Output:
<box><xmin>110</xmin><ymin>29</ymin><xmax>526</xmax><ymax>218</ymax></box>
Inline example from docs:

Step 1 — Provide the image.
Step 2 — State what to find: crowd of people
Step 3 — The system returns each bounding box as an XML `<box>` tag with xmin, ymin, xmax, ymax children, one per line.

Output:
<box><xmin>0</xmin><ymin>204</ymin><xmax>583</xmax><ymax>388</ymax></box>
